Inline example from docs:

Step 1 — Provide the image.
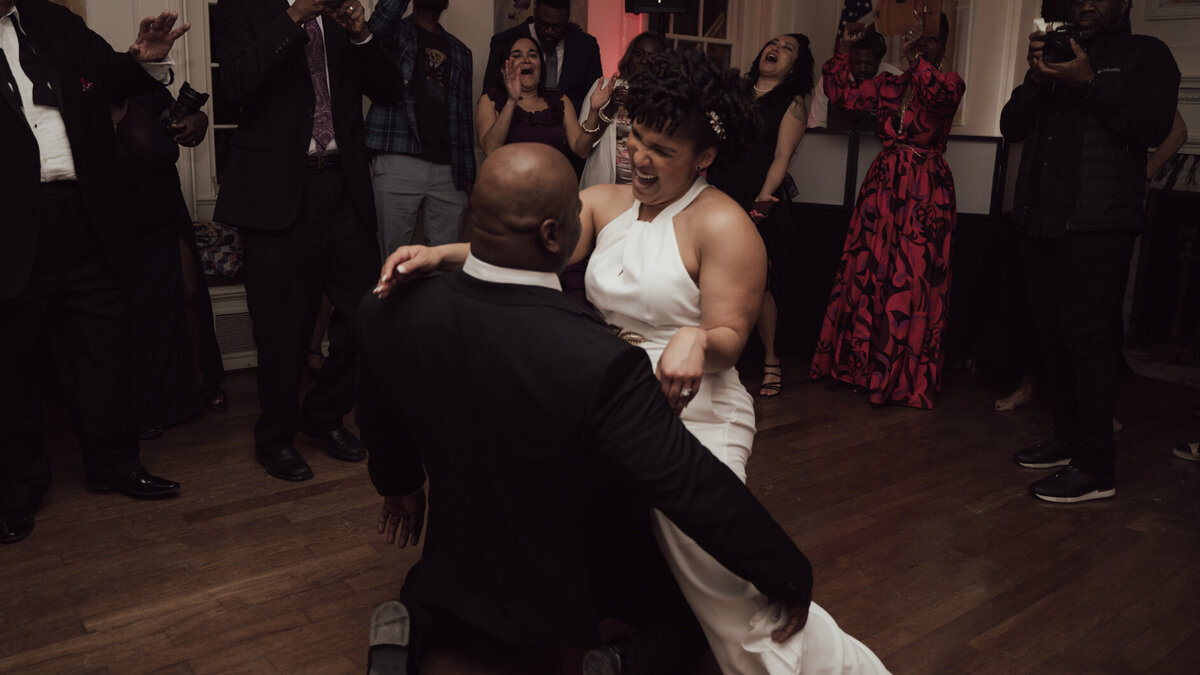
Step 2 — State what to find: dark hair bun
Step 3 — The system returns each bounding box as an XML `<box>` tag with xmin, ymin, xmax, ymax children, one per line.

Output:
<box><xmin>626</xmin><ymin>48</ymin><xmax>759</xmax><ymax>169</ymax></box>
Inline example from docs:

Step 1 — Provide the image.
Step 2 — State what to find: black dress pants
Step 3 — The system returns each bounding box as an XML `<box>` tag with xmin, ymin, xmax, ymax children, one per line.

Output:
<box><xmin>239</xmin><ymin>165</ymin><xmax>380</xmax><ymax>452</ymax></box>
<box><xmin>1022</xmin><ymin>232</ymin><xmax>1136</xmax><ymax>478</ymax></box>
<box><xmin>0</xmin><ymin>182</ymin><xmax>141</xmax><ymax>511</ymax></box>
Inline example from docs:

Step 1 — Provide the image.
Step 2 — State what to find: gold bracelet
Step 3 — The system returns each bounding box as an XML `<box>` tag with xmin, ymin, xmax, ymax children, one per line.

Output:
<box><xmin>598</xmin><ymin>108</ymin><xmax>614</xmax><ymax>125</ymax></box>
<box><xmin>580</xmin><ymin>119</ymin><xmax>601</xmax><ymax>134</ymax></box>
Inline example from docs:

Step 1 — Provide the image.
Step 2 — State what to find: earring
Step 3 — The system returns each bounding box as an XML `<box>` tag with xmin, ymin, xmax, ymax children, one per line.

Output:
<box><xmin>696</xmin><ymin>165</ymin><xmax>705</xmax><ymax>172</ymax></box>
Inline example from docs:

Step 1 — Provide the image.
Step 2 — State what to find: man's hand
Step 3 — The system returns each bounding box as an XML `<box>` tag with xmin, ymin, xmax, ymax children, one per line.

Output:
<box><xmin>287</xmin><ymin>0</ymin><xmax>341</xmax><ymax>24</ymax></box>
<box><xmin>332</xmin><ymin>1</ymin><xmax>371</xmax><ymax>42</ymax></box>
<box><xmin>771</xmin><ymin>603</ymin><xmax>809</xmax><ymax>643</ymax></box>
<box><xmin>373</xmin><ymin>245</ymin><xmax>443</xmax><ymax>298</ymax></box>
<box><xmin>378</xmin><ymin>490</ymin><xmax>426</xmax><ymax>548</ymax></box>
<box><xmin>1035</xmin><ymin>39</ymin><xmax>1096</xmax><ymax>89</ymax></box>
<box><xmin>171</xmin><ymin>110</ymin><xmax>208</xmax><ymax>147</ymax></box>
<box><xmin>128</xmin><ymin>11</ymin><xmax>190</xmax><ymax>63</ymax></box>
<box><xmin>1026</xmin><ymin>30</ymin><xmax>1048</xmax><ymax>82</ymax></box>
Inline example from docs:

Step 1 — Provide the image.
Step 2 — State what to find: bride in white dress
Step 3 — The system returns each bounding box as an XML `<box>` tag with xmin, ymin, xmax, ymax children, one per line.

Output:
<box><xmin>375</xmin><ymin>47</ymin><xmax>887</xmax><ymax>675</ymax></box>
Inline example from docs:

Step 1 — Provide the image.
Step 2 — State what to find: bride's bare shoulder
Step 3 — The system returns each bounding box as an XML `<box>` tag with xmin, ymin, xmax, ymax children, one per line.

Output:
<box><xmin>582</xmin><ymin>184</ymin><xmax>636</xmax><ymax>228</ymax></box>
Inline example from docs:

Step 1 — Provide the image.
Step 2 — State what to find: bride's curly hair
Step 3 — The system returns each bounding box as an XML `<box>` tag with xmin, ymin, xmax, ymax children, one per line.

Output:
<box><xmin>626</xmin><ymin>48</ymin><xmax>759</xmax><ymax>170</ymax></box>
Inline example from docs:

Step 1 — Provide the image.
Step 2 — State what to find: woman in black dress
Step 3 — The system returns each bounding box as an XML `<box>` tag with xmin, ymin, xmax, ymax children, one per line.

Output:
<box><xmin>707</xmin><ymin>34</ymin><xmax>814</xmax><ymax>397</ymax></box>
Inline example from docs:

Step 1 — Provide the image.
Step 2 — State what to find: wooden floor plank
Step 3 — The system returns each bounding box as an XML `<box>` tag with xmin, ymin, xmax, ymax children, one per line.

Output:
<box><xmin>3</xmin><ymin>362</ymin><xmax>1200</xmax><ymax>672</ymax></box>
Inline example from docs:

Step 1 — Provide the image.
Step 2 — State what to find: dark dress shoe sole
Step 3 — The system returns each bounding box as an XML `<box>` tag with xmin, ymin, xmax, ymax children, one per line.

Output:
<box><xmin>1</xmin><ymin>514</ymin><xmax>35</xmax><ymax>544</ymax></box>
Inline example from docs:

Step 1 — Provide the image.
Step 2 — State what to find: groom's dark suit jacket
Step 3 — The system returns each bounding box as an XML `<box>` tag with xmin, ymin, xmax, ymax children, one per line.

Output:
<box><xmin>0</xmin><ymin>0</ymin><xmax>161</xmax><ymax>299</ymax></box>
<box><xmin>358</xmin><ymin>270</ymin><xmax>812</xmax><ymax>647</ymax></box>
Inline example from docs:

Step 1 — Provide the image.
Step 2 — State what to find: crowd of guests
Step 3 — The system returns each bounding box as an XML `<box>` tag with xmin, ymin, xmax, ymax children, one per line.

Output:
<box><xmin>0</xmin><ymin>0</ymin><xmax>1191</xmax><ymax>672</ymax></box>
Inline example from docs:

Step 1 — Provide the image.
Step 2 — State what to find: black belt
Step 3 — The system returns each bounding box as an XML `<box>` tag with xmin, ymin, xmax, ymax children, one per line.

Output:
<box><xmin>40</xmin><ymin>179</ymin><xmax>81</xmax><ymax>195</ymax></box>
<box><xmin>305</xmin><ymin>154</ymin><xmax>340</xmax><ymax>170</ymax></box>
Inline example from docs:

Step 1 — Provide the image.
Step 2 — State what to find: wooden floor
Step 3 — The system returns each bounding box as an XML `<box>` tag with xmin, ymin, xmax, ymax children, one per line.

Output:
<box><xmin>3</xmin><ymin>360</ymin><xmax>1199</xmax><ymax>674</ymax></box>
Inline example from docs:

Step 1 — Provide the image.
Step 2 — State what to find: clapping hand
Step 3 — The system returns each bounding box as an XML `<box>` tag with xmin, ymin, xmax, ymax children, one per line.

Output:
<box><xmin>128</xmin><ymin>11</ymin><xmax>190</xmax><ymax>63</ymax></box>
<box><xmin>503</xmin><ymin>57</ymin><xmax>523</xmax><ymax>101</ymax></box>
<box><xmin>590</xmin><ymin>75</ymin><xmax>617</xmax><ymax>114</ymax></box>
<box><xmin>838</xmin><ymin>22</ymin><xmax>866</xmax><ymax>54</ymax></box>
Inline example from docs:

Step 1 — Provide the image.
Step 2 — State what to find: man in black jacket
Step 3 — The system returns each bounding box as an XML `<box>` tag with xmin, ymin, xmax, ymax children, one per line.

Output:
<box><xmin>211</xmin><ymin>0</ymin><xmax>403</xmax><ymax>482</ymax></box>
<box><xmin>1000</xmin><ymin>0</ymin><xmax>1179</xmax><ymax>502</ymax></box>
<box><xmin>0</xmin><ymin>1</ymin><xmax>187</xmax><ymax>545</ymax></box>
<box><xmin>359</xmin><ymin>144</ymin><xmax>811</xmax><ymax>673</ymax></box>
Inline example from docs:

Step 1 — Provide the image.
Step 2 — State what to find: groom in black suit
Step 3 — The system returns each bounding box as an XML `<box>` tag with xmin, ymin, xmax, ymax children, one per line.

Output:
<box><xmin>212</xmin><ymin>0</ymin><xmax>403</xmax><ymax>482</ymax></box>
<box><xmin>359</xmin><ymin>144</ymin><xmax>812</xmax><ymax>673</ymax></box>
<box><xmin>0</xmin><ymin>1</ymin><xmax>187</xmax><ymax>544</ymax></box>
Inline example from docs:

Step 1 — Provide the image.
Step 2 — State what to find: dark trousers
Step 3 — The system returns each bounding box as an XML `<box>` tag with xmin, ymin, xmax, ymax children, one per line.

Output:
<box><xmin>240</xmin><ymin>166</ymin><xmax>380</xmax><ymax>452</ymax></box>
<box><xmin>0</xmin><ymin>182</ymin><xmax>141</xmax><ymax>511</ymax></box>
<box><xmin>1022</xmin><ymin>232</ymin><xmax>1136</xmax><ymax>478</ymax></box>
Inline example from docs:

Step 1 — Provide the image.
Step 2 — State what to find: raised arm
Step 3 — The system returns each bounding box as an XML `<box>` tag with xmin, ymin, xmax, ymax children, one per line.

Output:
<box><xmin>566</xmin><ymin>82</ymin><xmax>615</xmax><ymax>158</ymax></box>
<box><xmin>910</xmin><ymin>56</ymin><xmax>965</xmax><ymax>116</ymax></box>
<box><xmin>212</xmin><ymin>0</ymin><xmax>338</xmax><ymax>102</ymax></box>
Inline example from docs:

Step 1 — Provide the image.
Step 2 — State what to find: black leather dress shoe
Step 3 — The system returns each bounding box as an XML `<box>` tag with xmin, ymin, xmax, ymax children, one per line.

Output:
<box><xmin>304</xmin><ymin>425</ymin><xmax>367</xmax><ymax>462</ymax></box>
<box><xmin>1</xmin><ymin>508</ymin><xmax>35</xmax><ymax>544</ymax></box>
<box><xmin>87</xmin><ymin>470</ymin><xmax>180</xmax><ymax>498</ymax></box>
<box><xmin>256</xmin><ymin>447</ymin><xmax>314</xmax><ymax>481</ymax></box>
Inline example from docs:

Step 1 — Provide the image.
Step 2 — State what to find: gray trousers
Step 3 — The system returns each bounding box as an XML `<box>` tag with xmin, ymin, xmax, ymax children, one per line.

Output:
<box><xmin>372</xmin><ymin>153</ymin><xmax>468</xmax><ymax>255</ymax></box>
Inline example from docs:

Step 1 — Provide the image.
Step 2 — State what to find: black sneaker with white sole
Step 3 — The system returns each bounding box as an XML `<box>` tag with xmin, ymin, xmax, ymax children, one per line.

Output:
<box><xmin>1013</xmin><ymin>438</ymin><xmax>1073</xmax><ymax>469</ymax></box>
<box><xmin>1029</xmin><ymin>466</ymin><xmax>1116</xmax><ymax>503</ymax></box>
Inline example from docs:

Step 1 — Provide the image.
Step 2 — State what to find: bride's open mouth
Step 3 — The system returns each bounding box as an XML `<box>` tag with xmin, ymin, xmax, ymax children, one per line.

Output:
<box><xmin>634</xmin><ymin>170</ymin><xmax>659</xmax><ymax>188</ymax></box>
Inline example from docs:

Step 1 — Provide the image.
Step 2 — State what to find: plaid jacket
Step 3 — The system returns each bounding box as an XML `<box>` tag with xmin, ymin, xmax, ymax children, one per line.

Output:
<box><xmin>366</xmin><ymin>0</ymin><xmax>475</xmax><ymax>189</ymax></box>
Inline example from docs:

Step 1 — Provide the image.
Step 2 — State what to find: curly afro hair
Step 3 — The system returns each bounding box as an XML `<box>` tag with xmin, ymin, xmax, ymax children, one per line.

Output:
<box><xmin>626</xmin><ymin>47</ymin><xmax>759</xmax><ymax>170</ymax></box>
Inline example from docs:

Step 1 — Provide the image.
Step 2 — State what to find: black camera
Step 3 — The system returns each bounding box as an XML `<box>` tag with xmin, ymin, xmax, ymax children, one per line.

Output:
<box><xmin>159</xmin><ymin>81</ymin><xmax>209</xmax><ymax>133</ymax></box>
<box><xmin>1042</xmin><ymin>25</ymin><xmax>1083</xmax><ymax>64</ymax></box>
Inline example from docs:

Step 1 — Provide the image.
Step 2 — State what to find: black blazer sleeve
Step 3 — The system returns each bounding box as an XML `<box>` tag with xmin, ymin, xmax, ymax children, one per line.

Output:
<box><xmin>212</xmin><ymin>0</ymin><xmax>309</xmax><ymax>103</ymax></box>
<box><xmin>482</xmin><ymin>28</ymin><xmax>512</xmax><ymax>95</ymax></box>
<box><xmin>358</xmin><ymin>320</ymin><xmax>426</xmax><ymax>497</ymax></box>
<box><xmin>354</xmin><ymin>34</ymin><xmax>405</xmax><ymax>105</ymax></box>
<box><xmin>583</xmin><ymin>348</ymin><xmax>813</xmax><ymax>607</ymax></box>
<box><xmin>1000</xmin><ymin>72</ymin><xmax>1046</xmax><ymax>143</ymax></box>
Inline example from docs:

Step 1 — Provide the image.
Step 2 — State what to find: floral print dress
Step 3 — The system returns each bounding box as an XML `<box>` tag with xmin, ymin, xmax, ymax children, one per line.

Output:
<box><xmin>808</xmin><ymin>53</ymin><xmax>965</xmax><ymax>409</ymax></box>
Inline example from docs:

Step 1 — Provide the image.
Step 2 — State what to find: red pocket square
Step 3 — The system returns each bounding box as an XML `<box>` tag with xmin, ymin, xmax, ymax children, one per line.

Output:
<box><xmin>80</xmin><ymin>76</ymin><xmax>94</xmax><ymax>92</ymax></box>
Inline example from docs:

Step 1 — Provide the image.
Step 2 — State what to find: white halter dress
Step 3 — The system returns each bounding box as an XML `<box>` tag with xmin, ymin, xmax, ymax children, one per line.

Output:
<box><xmin>585</xmin><ymin>178</ymin><xmax>889</xmax><ymax>675</ymax></box>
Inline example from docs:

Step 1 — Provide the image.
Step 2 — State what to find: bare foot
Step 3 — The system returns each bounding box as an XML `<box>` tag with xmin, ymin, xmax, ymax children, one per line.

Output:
<box><xmin>995</xmin><ymin>382</ymin><xmax>1034</xmax><ymax>412</ymax></box>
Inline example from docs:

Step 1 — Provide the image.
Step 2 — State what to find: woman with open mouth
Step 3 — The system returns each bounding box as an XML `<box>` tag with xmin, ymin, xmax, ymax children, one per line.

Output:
<box><xmin>708</xmin><ymin>33</ymin><xmax>815</xmax><ymax>400</ymax></box>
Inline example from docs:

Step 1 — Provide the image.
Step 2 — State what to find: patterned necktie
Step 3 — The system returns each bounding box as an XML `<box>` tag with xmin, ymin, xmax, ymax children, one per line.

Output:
<box><xmin>303</xmin><ymin>20</ymin><xmax>334</xmax><ymax>151</ymax></box>
<box><xmin>544</xmin><ymin>47</ymin><xmax>558</xmax><ymax>90</ymax></box>
<box><xmin>11</xmin><ymin>14</ymin><xmax>56</xmax><ymax>107</ymax></box>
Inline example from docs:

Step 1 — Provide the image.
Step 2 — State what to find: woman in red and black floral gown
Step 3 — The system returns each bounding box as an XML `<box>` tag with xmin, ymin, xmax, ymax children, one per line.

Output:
<box><xmin>809</xmin><ymin>16</ymin><xmax>964</xmax><ymax>409</ymax></box>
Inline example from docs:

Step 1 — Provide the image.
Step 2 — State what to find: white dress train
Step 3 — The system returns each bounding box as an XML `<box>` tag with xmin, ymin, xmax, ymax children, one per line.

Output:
<box><xmin>584</xmin><ymin>178</ymin><xmax>889</xmax><ymax>675</ymax></box>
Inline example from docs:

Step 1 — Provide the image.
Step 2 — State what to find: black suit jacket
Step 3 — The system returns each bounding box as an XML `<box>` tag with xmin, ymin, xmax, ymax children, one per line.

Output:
<box><xmin>0</xmin><ymin>0</ymin><xmax>161</xmax><ymax>299</ymax></box>
<box><xmin>357</xmin><ymin>271</ymin><xmax>812</xmax><ymax>647</ymax></box>
<box><xmin>482</xmin><ymin>20</ymin><xmax>602</xmax><ymax>114</ymax></box>
<box><xmin>210</xmin><ymin>0</ymin><xmax>403</xmax><ymax>231</ymax></box>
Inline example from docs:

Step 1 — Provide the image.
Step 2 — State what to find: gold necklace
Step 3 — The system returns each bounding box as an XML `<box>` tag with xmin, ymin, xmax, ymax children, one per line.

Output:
<box><xmin>897</xmin><ymin>83</ymin><xmax>916</xmax><ymax>128</ymax></box>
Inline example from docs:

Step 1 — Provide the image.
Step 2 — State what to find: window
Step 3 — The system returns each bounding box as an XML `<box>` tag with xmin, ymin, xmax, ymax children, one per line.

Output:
<box><xmin>664</xmin><ymin>0</ymin><xmax>736</xmax><ymax>70</ymax></box>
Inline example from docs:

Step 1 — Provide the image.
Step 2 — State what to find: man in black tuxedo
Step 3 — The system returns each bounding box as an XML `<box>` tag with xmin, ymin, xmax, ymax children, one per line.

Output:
<box><xmin>211</xmin><ymin>0</ymin><xmax>403</xmax><ymax>482</ymax></box>
<box><xmin>0</xmin><ymin>1</ymin><xmax>187</xmax><ymax>545</ymax></box>
<box><xmin>483</xmin><ymin>0</ymin><xmax>601</xmax><ymax>116</ymax></box>
<box><xmin>359</xmin><ymin>144</ymin><xmax>812</xmax><ymax>673</ymax></box>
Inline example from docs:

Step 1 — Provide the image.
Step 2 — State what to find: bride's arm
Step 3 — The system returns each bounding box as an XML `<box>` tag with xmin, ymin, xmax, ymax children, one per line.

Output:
<box><xmin>374</xmin><ymin>243</ymin><xmax>470</xmax><ymax>298</ymax></box>
<box><xmin>657</xmin><ymin>200</ymin><xmax>766</xmax><ymax>412</ymax></box>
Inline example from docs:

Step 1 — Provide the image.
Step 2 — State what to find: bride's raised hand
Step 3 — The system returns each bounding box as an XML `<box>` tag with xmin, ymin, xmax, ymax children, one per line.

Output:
<box><xmin>656</xmin><ymin>327</ymin><xmax>707</xmax><ymax>415</ymax></box>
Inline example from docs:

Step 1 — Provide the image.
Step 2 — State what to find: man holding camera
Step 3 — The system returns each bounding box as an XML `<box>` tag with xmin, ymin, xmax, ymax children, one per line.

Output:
<box><xmin>1001</xmin><ymin>0</ymin><xmax>1179</xmax><ymax>503</ymax></box>
<box><xmin>211</xmin><ymin>0</ymin><xmax>402</xmax><ymax>482</ymax></box>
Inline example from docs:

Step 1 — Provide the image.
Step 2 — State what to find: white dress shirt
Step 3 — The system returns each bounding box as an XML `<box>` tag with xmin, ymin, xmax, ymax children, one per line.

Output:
<box><xmin>462</xmin><ymin>252</ymin><xmax>562</xmax><ymax>291</ymax></box>
<box><xmin>1</xmin><ymin>6</ymin><xmax>174</xmax><ymax>182</ymax></box>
